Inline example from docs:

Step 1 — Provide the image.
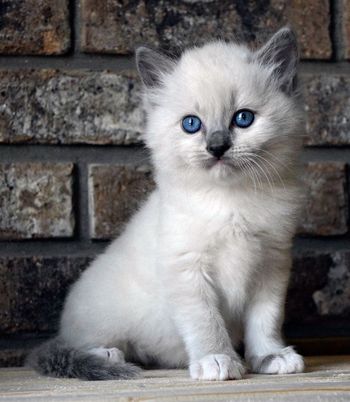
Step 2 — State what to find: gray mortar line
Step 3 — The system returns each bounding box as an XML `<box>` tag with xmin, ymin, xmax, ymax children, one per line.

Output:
<box><xmin>0</xmin><ymin>145</ymin><xmax>151</xmax><ymax>164</ymax></box>
<box><xmin>293</xmin><ymin>237</ymin><xmax>350</xmax><ymax>253</ymax></box>
<box><xmin>299</xmin><ymin>61</ymin><xmax>350</xmax><ymax>75</ymax></box>
<box><xmin>76</xmin><ymin>161</ymin><xmax>91</xmax><ymax>241</ymax></box>
<box><xmin>0</xmin><ymin>240</ymin><xmax>107</xmax><ymax>257</ymax></box>
<box><xmin>0</xmin><ymin>56</ymin><xmax>348</xmax><ymax>74</ymax></box>
<box><xmin>0</xmin><ymin>145</ymin><xmax>350</xmax><ymax>163</ymax></box>
<box><xmin>0</xmin><ymin>54</ymin><xmax>135</xmax><ymax>71</ymax></box>
<box><xmin>0</xmin><ymin>233</ymin><xmax>350</xmax><ymax>259</ymax></box>
<box><xmin>301</xmin><ymin>148</ymin><xmax>350</xmax><ymax>162</ymax></box>
<box><xmin>0</xmin><ymin>241</ymin><xmax>349</xmax><ymax>257</ymax></box>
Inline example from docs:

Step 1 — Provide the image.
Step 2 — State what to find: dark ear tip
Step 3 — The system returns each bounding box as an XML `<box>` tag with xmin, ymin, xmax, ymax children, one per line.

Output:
<box><xmin>135</xmin><ymin>46</ymin><xmax>153</xmax><ymax>62</ymax></box>
<box><xmin>276</xmin><ymin>26</ymin><xmax>298</xmax><ymax>44</ymax></box>
<box><xmin>134</xmin><ymin>45</ymin><xmax>174</xmax><ymax>88</ymax></box>
<box><xmin>278</xmin><ymin>25</ymin><xmax>295</xmax><ymax>35</ymax></box>
<box><xmin>135</xmin><ymin>45</ymin><xmax>153</xmax><ymax>53</ymax></box>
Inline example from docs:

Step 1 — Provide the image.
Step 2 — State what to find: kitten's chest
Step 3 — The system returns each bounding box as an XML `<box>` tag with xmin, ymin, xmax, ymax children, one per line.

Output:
<box><xmin>195</xmin><ymin>196</ymin><xmax>272</xmax><ymax>313</ymax></box>
<box><xmin>210</xmin><ymin>213</ymin><xmax>262</xmax><ymax>306</ymax></box>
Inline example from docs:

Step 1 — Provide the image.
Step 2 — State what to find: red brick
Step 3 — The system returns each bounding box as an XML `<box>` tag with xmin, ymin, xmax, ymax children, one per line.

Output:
<box><xmin>81</xmin><ymin>0</ymin><xmax>331</xmax><ymax>59</ymax></box>
<box><xmin>0</xmin><ymin>0</ymin><xmax>70</xmax><ymax>55</ymax></box>
<box><xmin>0</xmin><ymin>70</ymin><xmax>143</xmax><ymax>145</ymax></box>
<box><xmin>0</xmin><ymin>163</ymin><xmax>74</xmax><ymax>239</ymax></box>
<box><xmin>89</xmin><ymin>164</ymin><xmax>155</xmax><ymax>239</ymax></box>
<box><xmin>303</xmin><ymin>75</ymin><xmax>350</xmax><ymax>145</ymax></box>
<box><xmin>287</xmin><ymin>251</ymin><xmax>350</xmax><ymax>327</ymax></box>
<box><xmin>0</xmin><ymin>257</ymin><xmax>90</xmax><ymax>334</ymax></box>
<box><xmin>345</xmin><ymin>0</ymin><xmax>350</xmax><ymax>59</ymax></box>
<box><xmin>299</xmin><ymin>162</ymin><xmax>347</xmax><ymax>236</ymax></box>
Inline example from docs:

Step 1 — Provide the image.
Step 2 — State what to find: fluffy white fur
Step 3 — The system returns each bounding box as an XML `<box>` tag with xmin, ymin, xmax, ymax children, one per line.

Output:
<box><xmin>59</xmin><ymin>28</ymin><xmax>304</xmax><ymax>380</ymax></box>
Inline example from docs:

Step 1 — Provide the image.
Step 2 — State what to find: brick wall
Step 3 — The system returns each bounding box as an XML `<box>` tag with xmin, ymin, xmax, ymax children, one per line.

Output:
<box><xmin>0</xmin><ymin>0</ymin><xmax>349</xmax><ymax>366</ymax></box>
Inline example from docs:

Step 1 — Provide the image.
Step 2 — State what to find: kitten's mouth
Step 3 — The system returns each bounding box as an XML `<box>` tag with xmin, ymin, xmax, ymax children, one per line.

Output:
<box><xmin>204</xmin><ymin>157</ymin><xmax>239</xmax><ymax>171</ymax></box>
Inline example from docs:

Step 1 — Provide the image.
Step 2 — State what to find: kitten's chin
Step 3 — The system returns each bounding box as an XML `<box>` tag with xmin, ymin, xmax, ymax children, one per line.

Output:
<box><xmin>204</xmin><ymin>158</ymin><xmax>243</xmax><ymax>182</ymax></box>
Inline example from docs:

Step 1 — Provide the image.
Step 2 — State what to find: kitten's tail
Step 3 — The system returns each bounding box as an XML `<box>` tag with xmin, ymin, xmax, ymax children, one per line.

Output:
<box><xmin>26</xmin><ymin>338</ymin><xmax>141</xmax><ymax>381</ymax></box>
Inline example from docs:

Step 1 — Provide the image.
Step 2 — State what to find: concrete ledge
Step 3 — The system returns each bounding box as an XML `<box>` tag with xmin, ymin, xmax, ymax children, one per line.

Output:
<box><xmin>0</xmin><ymin>356</ymin><xmax>349</xmax><ymax>401</ymax></box>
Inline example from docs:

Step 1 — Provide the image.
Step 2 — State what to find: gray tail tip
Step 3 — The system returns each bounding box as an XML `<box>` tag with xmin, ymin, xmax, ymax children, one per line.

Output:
<box><xmin>72</xmin><ymin>355</ymin><xmax>142</xmax><ymax>380</ymax></box>
<box><xmin>72</xmin><ymin>355</ymin><xmax>141</xmax><ymax>381</ymax></box>
<box><xmin>26</xmin><ymin>338</ymin><xmax>142</xmax><ymax>381</ymax></box>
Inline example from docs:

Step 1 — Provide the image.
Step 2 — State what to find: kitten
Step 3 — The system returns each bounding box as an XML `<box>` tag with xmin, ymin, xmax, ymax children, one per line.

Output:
<box><xmin>27</xmin><ymin>27</ymin><xmax>304</xmax><ymax>381</ymax></box>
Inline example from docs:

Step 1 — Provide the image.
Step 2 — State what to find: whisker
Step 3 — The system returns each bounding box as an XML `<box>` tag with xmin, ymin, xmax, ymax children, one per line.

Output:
<box><xmin>244</xmin><ymin>159</ymin><xmax>259</xmax><ymax>194</ymax></box>
<box><xmin>237</xmin><ymin>150</ymin><xmax>286</xmax><ymax>191</ymax></box>
<box><xmin>254</xmin><ymin>154</ymin><xmax>286</xmax><ymax>191</ymax></box>
<box><xmin>246</xmin><ymin>152</ymin><xmax>286</xmax><ymax>191</ymax></box>
<box><xmin>259</xmin><ymin>149</ymin><xmax>292</xmax><ymax>172</ymax></box>
<box><xmin>244</xmin><ymin>155</ymin><xmax>275</xmax><ymax>194</ymax></box>
<box><xmin>236</xmin><ymin>157</ymin><xmax>257</xmax><ymax>194</ymax></box>
<box><xmin>240</xmin><ymin>156</ymin><xmax>263</xmax><ymax>192</ymax></box>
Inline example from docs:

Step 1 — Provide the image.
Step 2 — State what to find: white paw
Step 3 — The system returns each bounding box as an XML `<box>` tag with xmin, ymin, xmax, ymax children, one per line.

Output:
<box><xmin>89</xmin><ymin>347</ymin><xmax>125</xmax><ymax>364</ymax></box>
<box><xmin>190</xmin><ymin>354</ymin><xmax>246</xmax><ymax>381</ymax></box>
<box><xmin>250</xmin><ymin>347</ymin><xmax>304</xmax><ymax>374</ymax></box>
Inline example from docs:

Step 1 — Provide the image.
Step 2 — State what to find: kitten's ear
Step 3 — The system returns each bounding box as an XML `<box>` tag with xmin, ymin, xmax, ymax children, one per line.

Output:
<box><xmin>255</xmin><ymin>27</ymin><xmax>298</xmax><ymax>95</ymax></box>
<box><xmin>136</xmin><ymin>46</ymin><xmax>174</xmax><ymax>88</ymax></box>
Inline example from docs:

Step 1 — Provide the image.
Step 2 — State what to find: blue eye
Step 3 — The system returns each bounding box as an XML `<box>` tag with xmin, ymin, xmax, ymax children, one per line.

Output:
<box><xmin>233</xmin><ymin>109</ymin><xmax>254</xmax><ymax>128</ymax></box>
<box><xmin>182</xmin><ymin>115</ymin><xmax>201</xmax><ymax>134</ymax></box>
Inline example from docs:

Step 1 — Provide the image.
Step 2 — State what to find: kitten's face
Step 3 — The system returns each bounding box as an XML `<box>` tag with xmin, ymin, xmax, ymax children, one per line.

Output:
<box><xmin>138</xmin><ymin>29</ymin><xmax>303</xmax><ymax>186</ymax></box>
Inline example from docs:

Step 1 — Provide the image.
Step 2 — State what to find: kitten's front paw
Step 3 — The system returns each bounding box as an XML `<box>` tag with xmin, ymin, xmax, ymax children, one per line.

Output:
<box><xmin>249</xmin><ymin>346</ymin><xmax>304</xmax><ymax>374</ymax></box>
<box><xmin>190</xmin><ymin>354</ymin><xmax>246</xmax><ymax>381</ymax></box>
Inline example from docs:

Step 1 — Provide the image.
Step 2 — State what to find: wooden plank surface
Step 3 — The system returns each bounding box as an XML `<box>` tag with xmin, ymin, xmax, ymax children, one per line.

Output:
<box><xmin>0</xmin><ymin>356</ymin><xmax>349</xmax><ymax>401</ymax></box>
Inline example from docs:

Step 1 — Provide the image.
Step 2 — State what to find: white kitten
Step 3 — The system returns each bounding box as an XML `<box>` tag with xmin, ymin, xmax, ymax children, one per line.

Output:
<box><xmin>28</xmin><ymin>27</ymin><xmax>305</xmax><ymax>381</ymax></box>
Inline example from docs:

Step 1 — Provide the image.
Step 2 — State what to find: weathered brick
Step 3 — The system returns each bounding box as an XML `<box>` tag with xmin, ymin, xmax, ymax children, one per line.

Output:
<box><xmin>289</xmin><ymin>0</ymin><xmax>331</xmax><ymax>59</ymax></box>
<box><xmin>299</xmin><ymin>162</ymin><xmax>347</xmax><ymax>236</ymax></box>
<box><xmin>303</xmin><ymin>75</ymin><xmax>350</xmax><ymax>145</ymax></box>
<box><xmin>1</xmin><ymin>253</ymin><xmax>347</xmax><ymax>338</ymax></box>
<box><xmin>0</xmin><ymin>163</ymin><xmax>74</xmax><ymax>239</ymax></box>
<box><xmin>287</xmin><ymin>251</ymin><xmax>350</xmax><ymax>327</ymax></box>
<box><xmin>312</xmin><ymin>252</ymin><xmax>350</xmax><ymax>316</ymax></box>
<box><xmin>345</xmin><ymin>0</ymin><xmax>350</xmax><ymax>59</ymax></box>
<box><xmin>0</xmin><ymin>70</ymin><xmax>143</xmax><ymax>145</ymax></box>
<box><xmin>2</xmin><ymin>72</ymin><xmax>347</xmax><ymax>148</ymax></box>
<box><xmin>0</xmin><ymin>0</ymin><xmax>70</xmax><ymax>55</ymax></box>
<box><xmin>81</xmin><ymin>0</ymin><xmax>331</xmax><ymax>59</ymax></box>
<box><xmin>287</xmin><ymin>252</ymin><xmax>332</xmax><ymax>324</ymax></box>
<box><xmin>89</xmin><ymin>164</ymin><xmax>155</xmax><ymax>239</ymax></box>
<box><xmin>0</xmin><ymin>257</ymin><xmax>91</xmax><ymax>334</ymax></box>
<box><xmin>0</xmin><ymin>349</ymin><xmax>26</xmax><ymax>367</ymax></box>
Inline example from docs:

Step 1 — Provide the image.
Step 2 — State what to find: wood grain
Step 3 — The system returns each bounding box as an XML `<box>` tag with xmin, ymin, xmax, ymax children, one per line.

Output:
<box><xmin>0</xmin><ymin>356</ymin><xmax>349</xmax><ymax>401</ymax></box>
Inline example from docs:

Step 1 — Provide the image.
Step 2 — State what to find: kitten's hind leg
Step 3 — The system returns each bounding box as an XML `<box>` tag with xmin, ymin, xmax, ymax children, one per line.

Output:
<box><xmin>88</xmin><ymin>347</ymin><xmax>126</xmax><ymax>364</ymax></box>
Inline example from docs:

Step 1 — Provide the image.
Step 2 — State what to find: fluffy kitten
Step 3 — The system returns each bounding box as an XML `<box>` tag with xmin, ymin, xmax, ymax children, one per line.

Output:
<box><xmin>28</xmin><ymin>27</ymin><xmax>304</xmax><ymax>381</ymax></box>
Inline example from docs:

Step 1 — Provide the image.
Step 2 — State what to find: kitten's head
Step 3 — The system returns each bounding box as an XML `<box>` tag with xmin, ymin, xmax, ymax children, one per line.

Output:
<box><xmin>136</xmin><ymin>27</ymin><xmax>303</xmax><ymax>187</ymax></box>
